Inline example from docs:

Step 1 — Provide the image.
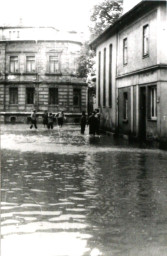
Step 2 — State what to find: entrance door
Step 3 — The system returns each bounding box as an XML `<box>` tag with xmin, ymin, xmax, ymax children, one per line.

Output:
<box><xmin>139</xmin><ymin>87</ymin><xmax>146</xmax><ymax>139</ymax></box>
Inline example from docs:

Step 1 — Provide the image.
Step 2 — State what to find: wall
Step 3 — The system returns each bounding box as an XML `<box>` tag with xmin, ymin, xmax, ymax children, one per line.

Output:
<box><xmin>96</xmin><ymin>35</ymin><xmax>117</xmax><ymax>131</ymax></box>
<box><xmin>0</xmin><ymin>40</ymin><xmax>87</xmax><ymax>123</ymax></box>
<box><xmin>117</xmin><ymin>8</ymin><xmax>158</xmax><ymax>76</ymax></box>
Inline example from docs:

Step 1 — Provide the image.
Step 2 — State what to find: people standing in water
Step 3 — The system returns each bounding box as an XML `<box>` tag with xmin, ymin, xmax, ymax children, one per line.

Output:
<box><xmin>47</xmin><ymin>112</ymin><xmax>54</xmax><ymax>129</ymax></box>
<box><xmin>42</xmin><ymin>110</ymin><xmax>48</xmax><ymax>128</ymax></box>
<box><xmin>88</xmin><ymin>111</ymin><xmax>96</xmax><ymax>135</ymax></box>
<box><xmin>80</xmin><ymin>111</ymin><xmax>87</xmax><ymax>134</ymax></box>
<box><xmin>30</xmin><ymin>109</ymin><xmax>37</xmax><ymax>129</ymax></box>
<box><xmin>57</xmin><ymin>111</ymin><xmax>65</xmax><ymax>127</ymax></box>
<box><xmin>94</xmin><ymin>109</ymin><xmax>100</xmax><ymax>135</ymax></box>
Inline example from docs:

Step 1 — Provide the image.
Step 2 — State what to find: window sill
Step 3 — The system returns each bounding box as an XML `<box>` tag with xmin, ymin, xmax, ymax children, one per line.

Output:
<box><xmin>23</xmin><ymin>72</ymin><xmax>37</xmax><ymax>75</ymax></box>
<box><xmin>9</xmin><ymin>104</ymin><xmax>18</xmax><ymax>106</ymax></box>
<box><xmin>148</xmin><ymin>118</ymin><xmax>157</xmax><ymax>122</ymax></box>
<box><xmin>7</xmin><ymin>72</ymin><xmax>20</xmax><ymax>75</ymax></box>
<box><xmin>49</xmin><ymin>104</ymin><xmax>59</xmax><ymax>106</ymax></box>
<box><xmin>45</xmin><ymin>73</ymin><xmax>62</xmax><ymax>76</ymax></box>
<box><xmin>122</xmin><ymin>119</ymin><xmax>128</xmax><ymax>123</ymax></box>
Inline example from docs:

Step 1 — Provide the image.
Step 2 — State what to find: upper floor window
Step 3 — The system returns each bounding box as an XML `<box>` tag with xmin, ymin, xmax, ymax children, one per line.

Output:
<box><xmin>10</xmin><ymin>56</ymin><xmax>19</xmax><ymax>73</ymax></box>
<box><xmin>143</xmin><ymin>25</ymin><xmax>149</xmax><ymax>57</ymax></box>
<box><xmin>9</xmin><ymin>87</ymin><xmax>18</xmax><ymax>104</ymax></box>
<box><xmin>49</xmin><ymin>88</ymin><xmax>58</xmax><ymax>105</ymax></box>
<box><xmin>149</xmin><ymin>86</ymin><xmax>157</xmax><ymax>120</ymax></box>
<box><xmin>26</xmin><ymin>56</ymin><xmax>35</xmax><ymax>72</ymax></box>
<box><xmin>49</xmin><ymin>55</ymin><xmax>60</xmax><ymax>73</ymax></box>
<box><xmin>73</xmin><ymin>88</ymin><xmax>81</xmax><ymax>107</ymax></box>
<box><xmin>123</xmin><ymin>38</ymin><xmax>128</xmax><ymax>65</ymax></box>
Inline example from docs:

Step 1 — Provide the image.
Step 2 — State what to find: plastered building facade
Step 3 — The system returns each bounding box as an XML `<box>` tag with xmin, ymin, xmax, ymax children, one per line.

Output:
<box><xmin>90</xmin><ymin>0</ymin><xmax>167</xmax><ymax>143</ymax></box>
<box><xmin>0</xmin><ymin>27</ymin><xmax>87</xmax><ymax>123</ymax></box>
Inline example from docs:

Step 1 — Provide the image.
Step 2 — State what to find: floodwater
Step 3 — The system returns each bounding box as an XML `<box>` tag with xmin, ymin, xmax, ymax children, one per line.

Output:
<box><xmin>1</xmin><ymin>124</ymin><xmax>167</xmax><ymax>256</ymax></box>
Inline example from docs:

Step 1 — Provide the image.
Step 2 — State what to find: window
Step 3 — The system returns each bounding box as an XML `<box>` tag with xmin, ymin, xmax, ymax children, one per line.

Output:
<box><xmin>109</xmin><ymin>44</ymin><xmax>112</xmax><ymax>107</ymax></box>
<box><xmin>49</xmin><ymin>88</ymin><xmax>58</xmax><ymax>105</ymax></box>
<box><xmin>149</xmin><ymin>86</ymin><xmax>157</xmax><ymax>120</ymax></box>
<box><xmin>98</xmin><ymin>51</ymin><xmax>101</xmax><ymax>107</ymax></box>
<box><xmin>103</xmin><ymin>48</ymin><xmax>106</xmax><ymax>107</ymax></box>
<box><xmin>26</xmin><ymin>88</ymin><xmax>34</xmax><ymax>104</ymax></box>
<box><xmin>26</xmin><ymin>56</ymin><xmax>35</xmax><ymax>72</ymax></box>
<box><xmin>49</xmin><ymin>55</ymin><xmax>60</xmax><ymax>73</ymax></box>
<box><xmin>73</xmin><ymin>89</ymin><xmax>81</xmax><ymax>107</ymax></box>
<box><xmin>9</xmin><ymin>88</ymin><xmax>18</xmax><ymax>104</ymax></box>
<box><xmin>143</xmin><ymin>25</ymin><xmax>149</xmax><ymax>56</ymax></box>
<box><xmin>10</xmin><ymin>56</ymin><xmax>19</xmax><ymax>73</ymax></box>
<box><xmin>123</xmin><ymin>38</ymin><xmax>128</xmax><ymax>65</ymax></box>
<box><xmin>17</xmin><ymin>31</ymin><xmax>20</xmax><ymax>38</ymax></box>
<box><xmin>123</xmin><ymin>92</ymin><xmax>128</xmax><ymax>120</ymax></box>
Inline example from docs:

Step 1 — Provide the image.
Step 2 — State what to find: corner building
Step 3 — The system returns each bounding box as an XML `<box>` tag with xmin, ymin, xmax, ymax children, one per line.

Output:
<box><xmin>0</xmin><ymin>27</ymin><xmax>87</xmax><ymax>123</ymax></box>
<box><xmin>90</xmin><ymin>0</ymin><xmax>167</xmax><ymax>143</ymax></box>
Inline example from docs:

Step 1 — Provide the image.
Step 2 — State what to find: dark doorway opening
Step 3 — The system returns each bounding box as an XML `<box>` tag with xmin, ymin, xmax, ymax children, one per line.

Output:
<box><xmin>139</xmin><ymin>87</ymin><xmax>146</xmax><ymax>140</ymax></box>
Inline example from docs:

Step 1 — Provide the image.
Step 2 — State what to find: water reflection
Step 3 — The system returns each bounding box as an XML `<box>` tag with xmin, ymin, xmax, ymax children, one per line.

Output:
<box><xmin>1</xmin><ymin>125</ymin><xmax>167</xmax><ymax>256</ymax></box>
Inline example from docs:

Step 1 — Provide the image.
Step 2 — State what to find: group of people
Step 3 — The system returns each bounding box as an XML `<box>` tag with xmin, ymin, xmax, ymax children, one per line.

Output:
<box><xmin>80</xmin><ymin>109</ymin><xmax>100</xmax><ymax>135</ymax></box>
<box><xmin>30</xmin><ymin>110</ymin><xmax>65</xmax><ymax>129</ymax></box>
<box><xmin>30</xmin><ymin>109</ymin><xmax>101</xmax><ymax>135</ymax></box>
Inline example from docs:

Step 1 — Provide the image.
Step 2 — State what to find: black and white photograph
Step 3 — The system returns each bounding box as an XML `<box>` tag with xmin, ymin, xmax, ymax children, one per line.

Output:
<box><xmin>1</xmin><ymin>0</ymin><xmax>167</xmax><ymax>256</ymax></box>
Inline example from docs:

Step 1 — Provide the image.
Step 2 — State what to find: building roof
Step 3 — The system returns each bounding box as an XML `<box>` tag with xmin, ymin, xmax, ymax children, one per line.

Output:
<box><xmin>89</xmin><ymin>0</ymin><xmax>166</xmax><ymax>49</ymax></box>
<box><xmin>0</xmin><ymin>26</ymin><xmax>84</xmax><ymax>44</ymax></box>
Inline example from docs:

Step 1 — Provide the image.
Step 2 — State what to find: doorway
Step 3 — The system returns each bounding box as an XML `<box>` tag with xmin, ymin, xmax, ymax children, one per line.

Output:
<box><xmin>139</xmin><ymin>87</ymin><xmax>146</xmax><ymax>139</ymax></box>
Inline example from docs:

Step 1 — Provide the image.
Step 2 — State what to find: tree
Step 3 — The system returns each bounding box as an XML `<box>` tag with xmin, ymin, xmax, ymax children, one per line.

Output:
<box><xmin>76</xmin><ymin>42</ymin><xmax>95</xmax><ymax>78</ymax></box>
<box><xmin>89</xmin><ymin>0</ymin><xmax>123</xmax><ymax>39</ymax></box>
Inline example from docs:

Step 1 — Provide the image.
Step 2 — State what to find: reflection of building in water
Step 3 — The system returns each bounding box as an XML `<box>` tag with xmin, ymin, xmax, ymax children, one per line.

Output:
<box><xmin>0</xmin><ymin>26</ymin><xmax>87</xmax><ymax>123</ymax></box>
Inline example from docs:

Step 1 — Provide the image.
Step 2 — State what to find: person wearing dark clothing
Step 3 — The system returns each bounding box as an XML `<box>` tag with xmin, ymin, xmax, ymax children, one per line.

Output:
<box><xmin>80</xmin><ymin>111</ymin><xmax>87</xmax><ymax>134</ymax></box>
<box><xmin>88</xmin><ymin>112</ymin><xmax>96</xmax><ymax>135</ymax></box>
<box><xmin>30</xmin><ymin>109</ymin><xmax>37</xmax><ymax>129</ymax></box>
<box><xmin>42</xmin><ymin>110</ymin><xmax>48</xmax><ymax>127</ymax></box>
<box><xmin>47</xmin><ymin>113</ymin><xmax>54</xmax><ymax>129</ymax></box>
<box><xmin>57</xmin><ymin>111</ymin><xmax>65</xmax><ymax>127</ymax></box>
<box><xmin>95</xmin><ymin>109</ymin><xmax>100</xmax><ymax>135</ymax></box>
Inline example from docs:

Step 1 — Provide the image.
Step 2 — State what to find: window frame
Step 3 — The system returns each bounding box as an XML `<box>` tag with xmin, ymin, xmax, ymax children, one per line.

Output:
<box><xmin>73</xmin><ymin>88</ymin><xmax>81</xmax><ymax>107</ymax></box>
<box><xmin>9</xmin><ymin>87</ymin><xmax>18</xmax><ymax>104</ymax></box>
<box><xmin>26</xmin><ymin>87</ymin><xmax>35</xmax><ymax>105</ymax></box>
<box><xmin>26</xmin><ymin>55</ymin><xmax>36</xmax><ymax>73</ymax></box>
<box><xmin>49</xmin><ymin>55</ymin><xmax>60</xmax><ymax>73</ymax></box>
<box><xmin>143</xmin><ymin>24</ymin><xmax>149</xmax><ymax>57</ymax></box>
<box><xmin>9</xmin><ymin>56</ymin><xmax>19</xmax><ymax>73</ymax></box>
<box><xmin>123</xmin><ymin>38</ymin><xmax>128</xmax><ymax>65</ymax></box>
<box><xmin>149</xmin><ymin>86</ymin><xmax>157</xmax><ymax>121</ymax></box>
<box><xmin>123</xmin><ymin>92</ymin><xmax>128</xmax><ymax>121</ymax></box>
<box><xmin>49</xmin><ymin>88</ymin><xmax>58</xmax><ymax>105</ymax></box>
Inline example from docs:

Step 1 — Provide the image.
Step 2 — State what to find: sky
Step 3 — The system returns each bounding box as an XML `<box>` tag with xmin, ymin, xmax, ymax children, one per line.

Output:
<box><xmin>0</xmin><ymin>0</ymin><xmax>100</xmax><ymax>34</ymax></box>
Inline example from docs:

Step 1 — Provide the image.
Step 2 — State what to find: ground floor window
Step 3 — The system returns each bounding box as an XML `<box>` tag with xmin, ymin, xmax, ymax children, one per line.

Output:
<box><xmin>26</xmin><ymin>88</ymin><xmax>34</xmax><ymax>104</ymax></box>
<box><xmin>123</xmin><ymin>92</ymin><xmax>128</xmax><ymax>120</ymax></box>
<box><xmin>49</xmin><ymin>88</ymin><xmax>58</xmax><ymax>105</ymax></box>
<box><xmin>73</xmin><ymin>88</ymin><xmax>81</xmax><ymax>107</ymax></box>
<box><xmin>149</xmin><ymin>86</ymin><xmax>157</xmax><ymax>120</ymax></box>
<box><xmin>9</xmin><ymin>87</ymin><xmax>18</xmax><ymax>104</ymax></box>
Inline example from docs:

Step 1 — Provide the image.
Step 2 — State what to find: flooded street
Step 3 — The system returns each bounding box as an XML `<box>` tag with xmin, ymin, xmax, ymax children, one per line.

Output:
<box><xmin>1</xmin><ymin>124</ymin><xmax>167</xmax><ymax>256</ymax></box>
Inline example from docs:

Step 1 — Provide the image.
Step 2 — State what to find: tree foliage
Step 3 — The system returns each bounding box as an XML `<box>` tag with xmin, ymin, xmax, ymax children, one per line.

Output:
<box><xmin>77</xmin><ymin>0</ymin><xmax>123</xmax><ymax>78</ymax></box>
<box><xmin>76</xmin><ymin>42</ymin><xmax>95</xmax><ymax>78</ymax></box>
<box><xmin>89</xmin><ymin>0</ymin><xmax>123</xmax><ymax>39</ymax></box>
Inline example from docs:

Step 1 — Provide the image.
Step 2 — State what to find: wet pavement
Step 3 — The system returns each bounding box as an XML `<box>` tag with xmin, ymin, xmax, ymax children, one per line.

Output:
<box><xmin>1</xmin><ymin>124</ymin><xmax>167</xmax><ymax>256</ymax></box>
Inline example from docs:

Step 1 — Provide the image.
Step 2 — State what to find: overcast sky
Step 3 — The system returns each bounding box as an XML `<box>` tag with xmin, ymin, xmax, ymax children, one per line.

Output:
<box><xmin>0</xmin><ymin>0</ymin><xmax>100</xmax><ymax>33</ymax></box>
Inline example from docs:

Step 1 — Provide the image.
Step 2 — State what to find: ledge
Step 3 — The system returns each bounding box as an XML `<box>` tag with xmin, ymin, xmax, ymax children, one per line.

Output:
<box><xmin>45</xmin><ymin>73</ymin><xmax>62</xmax><ymax>76</ymax></box>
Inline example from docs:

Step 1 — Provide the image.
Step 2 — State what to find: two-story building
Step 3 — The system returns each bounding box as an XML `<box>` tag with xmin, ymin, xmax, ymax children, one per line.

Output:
<box><xmin>0</xmin><ymin>26</ymin><xmax>87</xmax><ymax>123</ymax></box>
<box><xmin>90</xmin><ymin>0</ymin><xmax>167</xmax><ymax>143</ymax></box>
